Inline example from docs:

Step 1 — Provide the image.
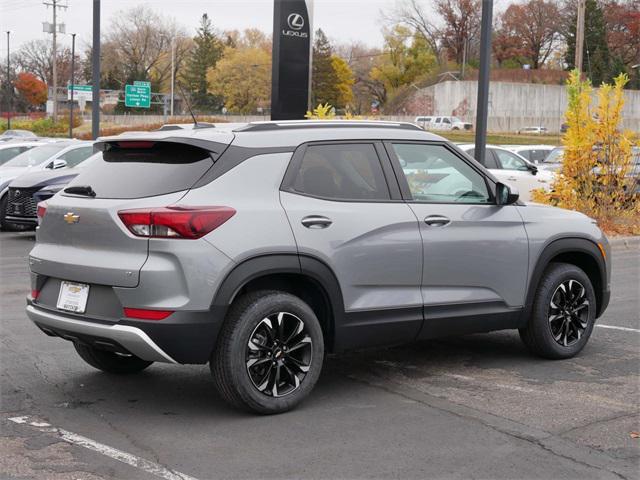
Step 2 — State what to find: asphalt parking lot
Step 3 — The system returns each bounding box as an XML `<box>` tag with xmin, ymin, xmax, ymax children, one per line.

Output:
<box><xmin>1</xmin><ymin>231</ymin><xmax>638</xmax><ymax>480</ymax></box>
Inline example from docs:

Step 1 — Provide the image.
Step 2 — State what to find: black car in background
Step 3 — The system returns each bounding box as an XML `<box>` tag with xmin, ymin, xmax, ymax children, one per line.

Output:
<box><xmin>4</xmin><ymin>151</ymin><xmax>99</xmax><ymax>229</ymax></box>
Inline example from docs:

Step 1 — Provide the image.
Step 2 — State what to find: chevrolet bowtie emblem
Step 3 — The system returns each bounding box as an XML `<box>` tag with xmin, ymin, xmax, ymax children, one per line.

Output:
<box><xmin>63</xmin><ymin>212</ymin><xmax>80</xmax><ymax>224</ymax></box>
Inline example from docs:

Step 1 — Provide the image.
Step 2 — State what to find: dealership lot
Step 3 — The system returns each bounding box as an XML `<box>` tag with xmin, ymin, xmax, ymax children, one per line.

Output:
<box><xmin>1</xmin><ymin>231</ymin><xmax>638</xmax><ymax>479</ymax></box>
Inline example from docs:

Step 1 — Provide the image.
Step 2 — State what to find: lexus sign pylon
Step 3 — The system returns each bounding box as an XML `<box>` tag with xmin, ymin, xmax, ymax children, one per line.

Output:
<box><xmin>271</xmin><ymin>0</ymin><xmax>314</xmax><ymax>120</ymax></box>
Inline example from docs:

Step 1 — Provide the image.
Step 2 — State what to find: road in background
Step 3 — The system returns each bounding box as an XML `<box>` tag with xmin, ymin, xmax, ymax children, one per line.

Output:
<box><xmin>1</xmin><ymin>232</ymin><xmax>638</xmax><ymax>479</ymax></box>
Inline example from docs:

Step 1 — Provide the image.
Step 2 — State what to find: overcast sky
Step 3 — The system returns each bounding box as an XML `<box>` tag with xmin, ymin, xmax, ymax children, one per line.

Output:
<box><xmin>0</xmin><ymin>0</ymin><xmax>392</xmax><ymax>55</ymax></box>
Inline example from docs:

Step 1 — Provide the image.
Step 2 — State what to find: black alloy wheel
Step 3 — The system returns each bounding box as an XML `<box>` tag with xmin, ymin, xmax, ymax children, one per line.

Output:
<box><xmin>246</xmin><ymin>312</ymin><xmax>313</xmax><ymax>398</ymax></box>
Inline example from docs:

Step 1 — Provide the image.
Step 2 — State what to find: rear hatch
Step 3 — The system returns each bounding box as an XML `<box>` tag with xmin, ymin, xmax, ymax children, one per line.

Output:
<box><xmin>30</xmin><ymin>136</ymin><xmax>232</xmax><ymax>288</ymax></box>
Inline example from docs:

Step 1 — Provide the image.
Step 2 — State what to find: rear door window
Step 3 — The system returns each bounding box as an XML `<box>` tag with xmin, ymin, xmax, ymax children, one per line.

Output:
<box><xmin>288</xmin><ymin>143</ymin><xmax>391</xmax><ymax>201</ymax></box>
<box><xmin>58</xmin><ymin>146</ymin><xmax>96</xmax><ymax>167</ymax></box>
<box><xmin>64</xmin><ymin>142</ymin><xmax>215</xmax><ymax>199</ymax></box>
<box><xmin>465</xmin><ymin>148</ymin><xmax>499</xmax><ymax>169</ymax></box>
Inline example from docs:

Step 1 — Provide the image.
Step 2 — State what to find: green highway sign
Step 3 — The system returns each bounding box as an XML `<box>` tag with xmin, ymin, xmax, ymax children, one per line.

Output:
<box><xmin>125</xmin><ymin>83</ymin><xmax>151</xmax><ymax>108</ymax></box>
<box><xmin>134</xmin><ymin>80</ymin><xmax>151</xmax><ymax>88</ymax></box>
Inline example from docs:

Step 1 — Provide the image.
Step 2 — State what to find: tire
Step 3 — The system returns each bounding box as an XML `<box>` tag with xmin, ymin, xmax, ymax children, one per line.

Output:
<box><xmin>211</xmin><ymin>290</ymin><xmax>324</xmax><ymax>414</ymax></box>
<box><xmin>74</xmin><ymin>343</ymin><xmax>153</xmax><ymax>374</ymax></box>
<box><xmin>0</xmin><ymin>194</ymin><xmax>11</xmax><ymax>231</ymax></box>
<box><xmin>519</xmin><ymin>262</ymin><xmax>597</xmax><ymax>359</ymax></box>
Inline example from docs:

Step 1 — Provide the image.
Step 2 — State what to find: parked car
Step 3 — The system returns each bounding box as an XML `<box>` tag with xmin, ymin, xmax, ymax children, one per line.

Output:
<box><xmin>4</xmin><ymin>150</ymin><xmax>99</xmax><ymax>229</ymax></box>
<box><xmin>540</xmin><ymin>147</ymin><xmax>565</xmax><ymax>172</ymax></box>
<box><xmin>503</xmin><ymin>145</ymin><xmax>556</xmax><ymax>164</ymax></box>
<box><xmin>0</xmin><ymin>141</ymin><xmax>95</xmax><ymax>229</ymax></box>
<box><xmin>0</xmin><ymin>129</ymin><xmax>38</xmax><ymax>142</ymax></box>
<box><xmin>457</xmin><ymin>144</ymin><xmax>554</xmax><ymax>202</ymax></box>
<box><xmin>27</xmin><ymin>121</ymin><xmax>610</xmax><ymax>414</ymax></box>
<box><xmin>415</xmin><ymin>116</ymin><xmax>473</xmax><ymax>131</ymax></box>
<box><xmin>518</xmin><ymin>126</ymin><xmax>548</xmax><ymax>135</ymax></box>
<box><xmin>0</xmin><ymin>141</ymin><xmax>44</xmax><ymax>166</ymax></box>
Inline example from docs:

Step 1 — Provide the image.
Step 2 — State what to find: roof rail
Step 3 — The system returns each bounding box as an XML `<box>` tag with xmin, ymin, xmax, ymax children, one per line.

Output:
<box><xmin>235</xmin><ymin>120</ymin><xmax>423</xmax><ymax>133</ymax></box>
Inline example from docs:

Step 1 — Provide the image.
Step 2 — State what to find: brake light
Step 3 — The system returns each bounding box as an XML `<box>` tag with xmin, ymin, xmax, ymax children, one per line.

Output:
<box><xmin>123</xmin><ymin>308</ymin><xmax>173</xmax><ymax>320</ymax></box>
<box><xmin>116</xmin><ymin>141</ymin><xmax>156</xmax><ymax>149</ymax></box>
<box><xmin>118</xmin><ymin>206</ymin><xmax>235</xmax><ymax>239</ymax></box>
<box><xmin>31</xmin><ymin>289</ymin><xmax>40</xmax><ymax>300</ymax></box>
<box><xmin>37</xmin><ymin>201</ymin><xmax>47</xmax><ymax>222</ymax></box>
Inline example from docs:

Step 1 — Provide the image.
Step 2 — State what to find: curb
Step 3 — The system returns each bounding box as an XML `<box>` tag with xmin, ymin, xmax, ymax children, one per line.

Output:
<box><xmin>608</xmin><ymin>236</ymin><xmax>640</xmax><ymax>249</ymax></box>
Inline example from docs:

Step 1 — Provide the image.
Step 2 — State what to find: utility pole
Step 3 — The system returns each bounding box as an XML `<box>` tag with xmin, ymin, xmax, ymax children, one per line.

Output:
<box><xmin>170</xmin><ymin>37</ymin><xmax>175</xmax><ymax>116</ymax></box>
<box><xmin>69</xmin><ymin>33</ymin><xmax>75</xmax><ymax>138</ymax></box>
<box><xmin>43</xmin><ymin>0</ymin><xmax>67</xmax><ymax>122</ymax></box>
<box><xmin>92</xmin><ymin>0</ymin><xmax>100</xmax><ymax>139</ymax></box>
<box><xmin>474</xmin><ymin>0</ymin><xmax>494</xmax><ymax>167</ymax></box>
<box><xmin>5</xmin><ymin>31</ymin><xmax>10</xmax><ymax>130</ymax></box>
<box><xmin>575</xmin><ymin>0</ymin><xmax>586</xmax><ymax>74</ymax></box>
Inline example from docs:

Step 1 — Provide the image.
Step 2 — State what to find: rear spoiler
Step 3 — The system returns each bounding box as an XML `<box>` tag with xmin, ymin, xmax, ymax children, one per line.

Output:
<box><xmin>93</xmin><ymin>136</ymin><xmax>234</xmax><ymax>161</ymax></box>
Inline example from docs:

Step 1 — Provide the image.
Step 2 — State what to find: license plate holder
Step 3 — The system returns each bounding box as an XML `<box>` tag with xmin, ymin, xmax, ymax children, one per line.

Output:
<box><xmin>56</xmin><ymin>281</ymin><xmax>90</xmax><ymax>313</ymax></box>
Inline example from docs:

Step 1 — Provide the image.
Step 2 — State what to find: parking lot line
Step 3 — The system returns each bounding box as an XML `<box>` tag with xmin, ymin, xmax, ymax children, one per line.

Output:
<box><xmin>8</xmin><ymin>415</ymin><xmax>199</xmax><ymax>480</ymax></box>
<box><xmin>596</xmin><ymin>324</ymin><xmax>640</xmax><ymax>333</ymax></box>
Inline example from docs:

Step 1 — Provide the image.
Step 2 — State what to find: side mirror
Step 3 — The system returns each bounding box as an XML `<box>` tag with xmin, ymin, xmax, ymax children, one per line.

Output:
<box><xmin>528</xmin><ymin>164</ymin><xmax>538</xmax><ymax>175</ymax></box>
<box><xmin>496</xmin><ymin>182</ymin><xmax>519</xmax><ymax>205</ymax></box>
<box><xmin>52</xmin><ymin>158</ymin><xmax>67</xmax><ymax>169</ymax></box>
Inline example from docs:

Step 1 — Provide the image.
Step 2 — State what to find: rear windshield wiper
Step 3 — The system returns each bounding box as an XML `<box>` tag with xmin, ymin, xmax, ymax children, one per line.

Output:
<box><xmin>64</xmin><ymin>185</ymin><xmax>96</xmax><ymax>197</ymax></box>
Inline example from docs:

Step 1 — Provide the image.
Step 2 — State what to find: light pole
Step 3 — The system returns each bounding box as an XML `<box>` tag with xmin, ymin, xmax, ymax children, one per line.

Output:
<box><xmin>6</xmin><ymin>31</ymin><xmax>11</xmax><ymax>129</ymax></box>
<box><xmin>474</xmin><ymin>0</ymin><xmax>494</xmax><ymax>167</ymax></box>
<box><xmin>91</xmin><ymin>0</ymin><xmax>100</xmax><ymax>139</ymax></box>
<box><xmin>69</xmin><ymin>33</ymin><xmax>75</xmax><ymax>138</ymax></box>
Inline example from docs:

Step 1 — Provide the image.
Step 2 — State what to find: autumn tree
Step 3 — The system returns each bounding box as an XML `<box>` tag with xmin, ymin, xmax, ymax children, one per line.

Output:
<box><xmin>603</xmin><ymin>0</ymin><xmax>640</xmax><ymax>88</ymax></box>
<box><xmin>206</xmin><ymin>45</ymin><xmax>271</xmax><ymax>113</ymax></box>
<box><xmin>14</xmin><ymin>40</ymin><xmax>77</xmax><ymax>86</ymax></box>
<box><xmin>370</xmin><ymin>26</ymin><xmax>437</xmax><ymax>96</ymax></box>
<box><xmin>436</xmin><ymin>0</ymin><xmax>481</xmax><ymax>64</ymax></box>
<box><xmin>338</xmin><ymin>42</ymin><xmax>386</xmax><ymax>114</ymax></box>
<box><xmin>382</xmin><ymin>0</ymin><xmax>443</xmax><ymax>62</ymax></box>
<box><xmin>497</xmin><ymin>0</ymin><xmax>562</xmax><ymax>69</ymax></box>
<box><xmin>532</xmin><ymin>71</ymin><xmax>639</xmax><ymax>234</ymax></box>
<box><xmin>311</xmin><ymin>29</ymin><xmax>355</xmax><ymax>109</ymax></box>
<box><xmin>183</xmin><ymin>13</ymin><xmax>224</xmax><ymax>110</ymax></box>
<box><xmin>100</xmin><ymin>6</ymin><xmax>189</xmax><ymax>90</ymax></box>
<box><xmin>15</xmin><ymin>73</ymin><xmax>48</xmax><ymax>107</ymax></box>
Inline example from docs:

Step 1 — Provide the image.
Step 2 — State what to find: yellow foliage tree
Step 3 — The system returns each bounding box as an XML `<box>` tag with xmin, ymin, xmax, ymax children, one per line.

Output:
<box><xmin>331</xmin><ymin>56</ymin><xmax>355</xmax><ymax>108</ymax></box>
<box><xmin>305</xmin><ymin>103</ymin><xmax>336</xmax><ymax>119</ymax></box>
<box><xmin>206</xmin><ymin>47</ymin><xmax>271</xmax><ymax>114</ymax></box>
<box><xmin>532</xmin><ymin>70</ymin><xmax>639</xmax><ymax>234</ymax></box>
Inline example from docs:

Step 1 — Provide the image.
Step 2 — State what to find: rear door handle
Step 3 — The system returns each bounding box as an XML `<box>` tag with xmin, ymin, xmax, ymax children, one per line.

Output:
<box><xmin>301</xmin><ymin>215</ymin><xmax>333</xmax><ymax>229</ymax></box>
<box><xmin>424</xmin><ymin>215</ymin><xmax>451</xmax><ymax>227</ymax></box>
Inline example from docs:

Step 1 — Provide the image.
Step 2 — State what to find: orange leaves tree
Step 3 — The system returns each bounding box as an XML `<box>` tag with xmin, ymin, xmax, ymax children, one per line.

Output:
<box><xmin>15</xmin><ymin>72</ymin><xmax>48</xmax><ymax>107</ymax></box>
<box><xmin>532</xmin><ymin>70</ymin><xmax>639</xmax><ymax>234</ymax></box>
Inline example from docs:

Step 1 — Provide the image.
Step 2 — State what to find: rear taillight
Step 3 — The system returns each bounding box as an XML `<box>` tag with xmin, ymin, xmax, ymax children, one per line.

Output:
<box><xmin>118</xmin><ymin>206</ymin><xmax>235</xmax><ymax>239</ymax></box>
<box><xmin>123</xmin><ymin>307</ymin><xmax>173</xmax><ymax>320</ymax></box>
<box><xmin>31</xmin><ymin>289</ymin><xmax>40</xmax><ymax>300</ymax></box>
<box><xmin>37</xmin><ymin>201</ymin><xmax>47</xmax><ymax>222</ymax></box>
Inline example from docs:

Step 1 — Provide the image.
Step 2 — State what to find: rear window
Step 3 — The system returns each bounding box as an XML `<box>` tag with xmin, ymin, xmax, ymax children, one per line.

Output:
<box><xmin>63</xmin><ymin>142</ymin><xmax>215</xmax><ymax>199</ymax></box>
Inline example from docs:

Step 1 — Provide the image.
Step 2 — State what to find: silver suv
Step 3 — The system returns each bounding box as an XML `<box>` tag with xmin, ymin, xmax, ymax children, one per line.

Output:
<box><xmin>26</xmin><ymin>121</ymin><xmax>611</xmax><ymax>414</ymax></box>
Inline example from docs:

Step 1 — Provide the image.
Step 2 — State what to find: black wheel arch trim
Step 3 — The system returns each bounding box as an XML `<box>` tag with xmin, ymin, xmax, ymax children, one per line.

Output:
<box><xmin>210</xmin><ymin>253</ymin><xmax>346</xmax><ymax>349</ymax></box>
<box><xmin>526</xmin><ymin>237</ymin><xmax>608</xmax><ymax>318</ymax></box>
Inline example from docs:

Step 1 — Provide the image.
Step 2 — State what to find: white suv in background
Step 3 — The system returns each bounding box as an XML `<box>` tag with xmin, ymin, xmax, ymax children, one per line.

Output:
<box><xmin>415</xmin><ymin>116</ymin><xmax>473</xmax><ymax>131</ymax></box>
<box><xmin>458</xmin><ymin>144</ymin><xmax>554</xmax><ymax>202</ymax></box>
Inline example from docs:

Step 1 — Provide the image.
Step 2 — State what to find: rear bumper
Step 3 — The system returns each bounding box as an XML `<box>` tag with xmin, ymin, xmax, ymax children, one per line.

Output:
<box><xmin>26</xmin><ymin>303</ymin><xmax>178</xmax><ymax>363</ymax></box>
<box><xmin>26</xmin><ymin>301</ymin><xmax>223</xmax><ymax>364</ymax></box>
